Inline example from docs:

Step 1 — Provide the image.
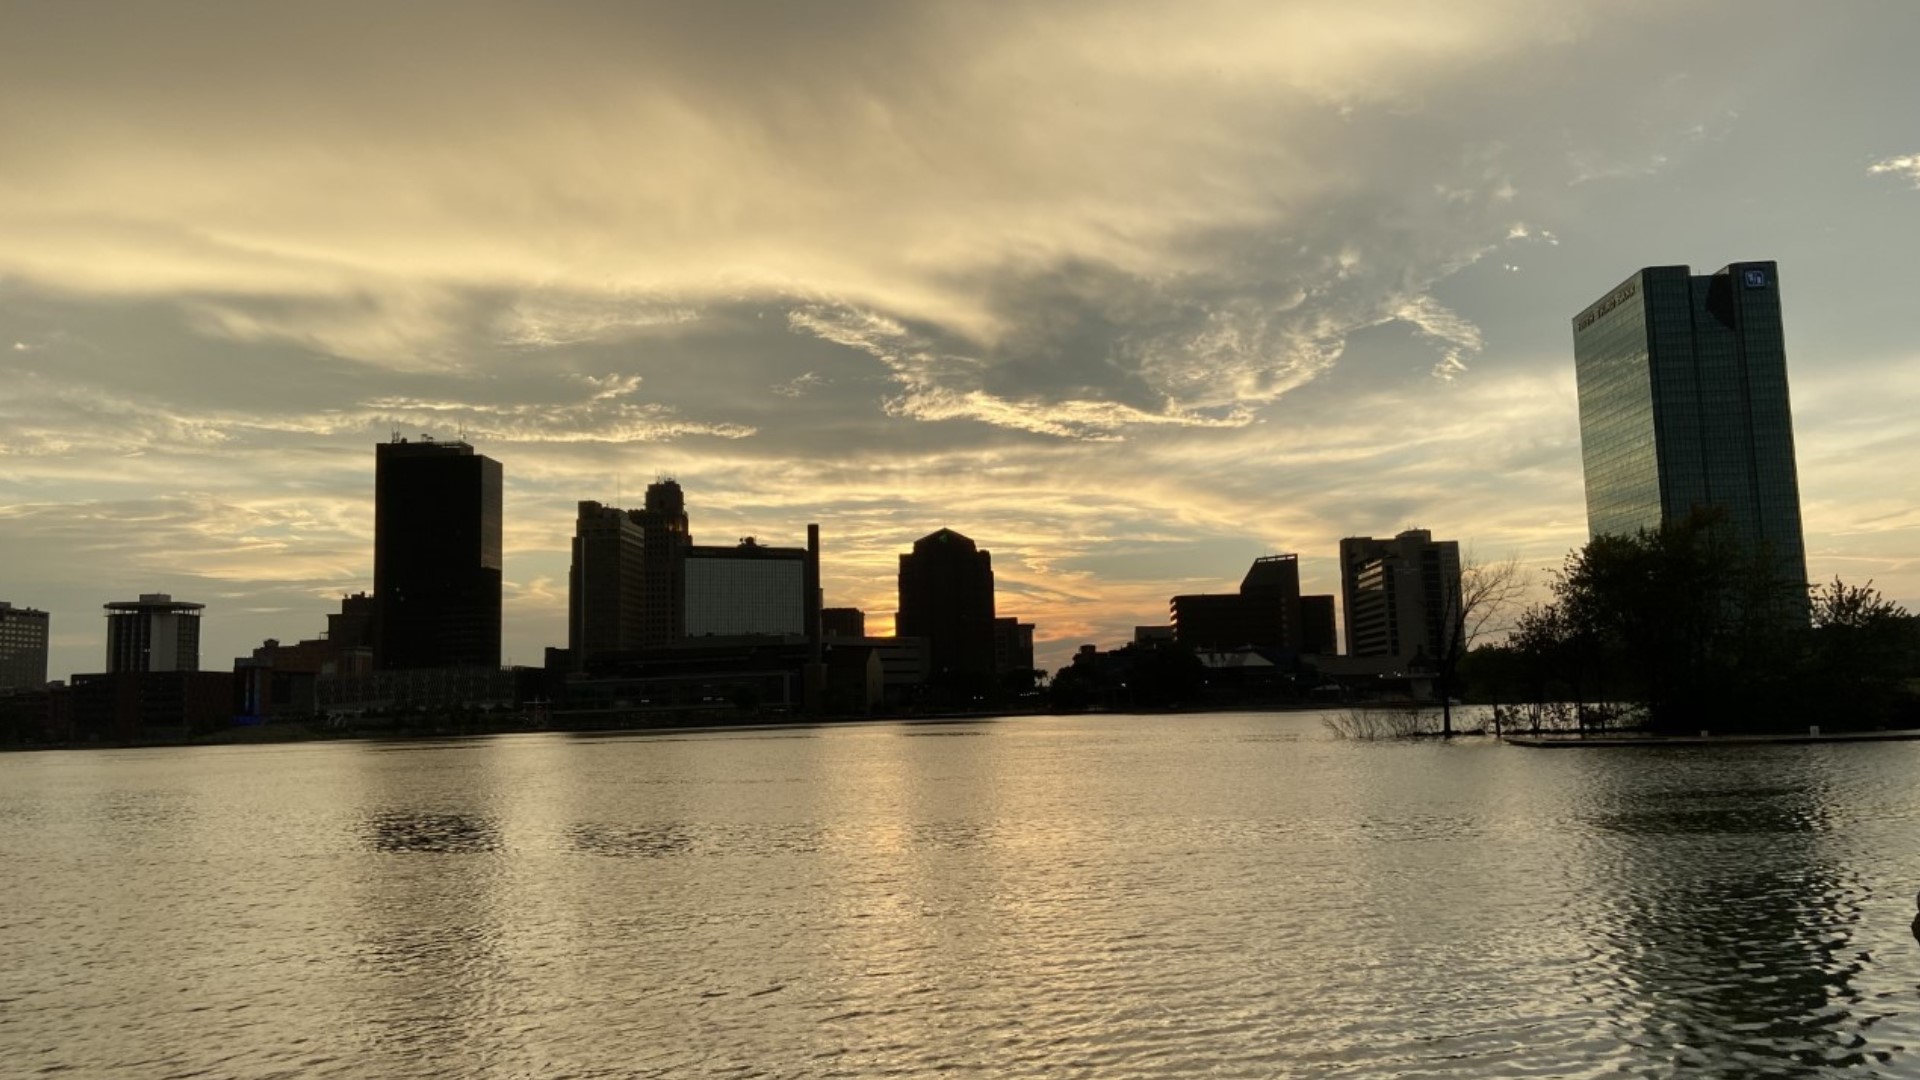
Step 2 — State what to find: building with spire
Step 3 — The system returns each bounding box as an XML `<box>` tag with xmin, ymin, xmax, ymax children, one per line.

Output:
<box><xmin>633</xmin><ymin>479</ymin><xmax>691</xmax><ymax>647</ymax></box>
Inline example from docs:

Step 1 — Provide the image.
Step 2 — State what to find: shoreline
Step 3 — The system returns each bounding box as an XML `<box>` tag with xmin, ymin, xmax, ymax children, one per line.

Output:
<box><xmin>2</xmin><ymin>698</ymin><xmax>1378</xmax><ymax>753</ymax></box>
<box><xmin>1503</xmin><ymin>728</ymin><xmax>1920</xmax><ymax>748</ymax></box>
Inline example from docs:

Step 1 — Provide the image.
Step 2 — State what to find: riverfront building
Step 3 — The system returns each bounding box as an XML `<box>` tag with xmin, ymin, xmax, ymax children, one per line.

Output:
<box><xmin>821</xmin><ymin>607</ymin><xmax>867</xmax><ymax>639</ymax></box>
<box><xmin>104</xmin><ymin>593</ymin><xmax>204</xmax><ymax>673</ymax></box>
<box><xmin>567</xmin><ymin>483</ymin><xmax>822</xmax><ymax>661</ymax></box>
<box><xmin>1571</xmin><ymin>261</ymin><xmax>1809</xmax><ymax>597</ymax></box>
<box><xmin>993</xmin><ymin>617</ymin><xmax>1036</xmax><ymax>675</ymax></box>
<box><xmin>569</xmin><ymin>500</ymin><xmax>648</xmax><ymax>662</ymax></box>
<box><xmin>1299</xmin><ymin>595</ymin><xmax>1338</xmax><ymax>656</ymax></box>
<box><xmin>0</xmin><ymin>602</ymin><xmax>50</xmax><ymax>690</ymax></box>
<box><xmin>633</xmin><ymin>480</ymin><xmax>692</xmax><ymax>647</ymax></box>
<box><xmin>685</xmin><ymin>529</ymin><xmax>821</xmax><ymax>640</ymax></box>
<box><xmin>897</xmin><ymin>528</ymin><xmax>999</xmax><ymax>680</ymax></box>
<box><xmin>374</xmin><ymin>437</ymin><xmax>503</xmax><ymax>670</ymax></box>
<box><xmin>1339</xmin><ymin>531</ymin><xmax>1460</xmax><ymax>665</ymax></box>
<box><xmin>1170</xmin><ymin>555</ymin><xmax>1337</xmax><ymax>654</ymax></box>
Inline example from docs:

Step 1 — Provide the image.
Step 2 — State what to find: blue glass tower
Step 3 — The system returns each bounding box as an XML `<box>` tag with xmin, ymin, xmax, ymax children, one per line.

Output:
<box><xmin>1572</xmin><ymin>261</ymin><xmax>1809</xmax><ymax>600</ymax></box>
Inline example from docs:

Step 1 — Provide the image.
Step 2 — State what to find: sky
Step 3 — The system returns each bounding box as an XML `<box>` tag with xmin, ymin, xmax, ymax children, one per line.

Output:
<box><xmin>4</xmin><ymin>0</ymin><xmax>1919</xmax><ymax>681</ymax></box>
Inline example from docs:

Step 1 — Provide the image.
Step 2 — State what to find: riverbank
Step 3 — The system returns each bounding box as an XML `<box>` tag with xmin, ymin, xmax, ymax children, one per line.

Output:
<box><xmin>2</xmin><ymin>698</ymin><xmax>1393</xmax><ymax>752</ymax></box>
<box><xmin>1504</xmin><ymin>727</ymin><xmax>1920</xmax><ymax>747</ymax></box>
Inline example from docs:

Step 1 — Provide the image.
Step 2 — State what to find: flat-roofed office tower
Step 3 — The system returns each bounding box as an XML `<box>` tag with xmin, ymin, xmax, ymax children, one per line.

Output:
<box><xmin>569</xmin><ymin>500</ymin><xmax>647</xmax><ymax>663</ymax></box>
<box><xmin>374</xmin><ymin>437</ymin><xmax>503</xmax><ymax>670</ymax></box>
<box><xmin>684</xmin><ymin>531</ymin><xmax>821</xmax><ymax>639</ymax></box>
<box><xmin>104</xmin><ymin>593</ymin><xmax>203</xmax><ymax>673</ymax></box>
<box><xmin>0</xmin><ymin>602</ymin><xmax>50</xmax><ymax>689</ymax></box>
<box><xmin>1339</xmin><ymin>530</ymin><xmax>1460</xmax><ymax>664</ymax></box>
<box><xmin>1572</xmin><ymin>261</ymin><xmax>1809</xmax><ymax>599</ymax></box>
<box><xmin>897</xmin><ymin>528</ymin><xmax>997</xmax><ymax>680</ymax></box>
<box><xmin>1170</xmin><ymin>555</ymin><xmax>1322</xmax><ymax>652</ymax></box>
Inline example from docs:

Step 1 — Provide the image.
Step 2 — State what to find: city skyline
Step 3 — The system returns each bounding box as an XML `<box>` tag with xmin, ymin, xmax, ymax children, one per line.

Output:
<box><xmin>5</xmin><ymin>3</ymin><xmax>1920</xmax><ymax>681</ymax></box>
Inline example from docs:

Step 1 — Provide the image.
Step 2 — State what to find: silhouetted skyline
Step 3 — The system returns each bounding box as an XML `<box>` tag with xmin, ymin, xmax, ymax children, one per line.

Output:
<box><xmin>4</xmin><ymin>4</ymin><xmax>1919</xmax><ymax>681</ymax></box>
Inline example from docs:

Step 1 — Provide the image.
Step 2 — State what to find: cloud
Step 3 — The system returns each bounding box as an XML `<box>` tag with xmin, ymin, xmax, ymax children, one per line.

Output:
<box><xmin>0</xmin><ymin>0</ymin><xmax>1608</xmax><ymax>400</ymax></box>
<box><xmin>771</xmin><ymin>372</ymin><xmax>827</xmax><ymax>399</ymax></box>
<box><xmin>6</xmin><ymin>0</ymin><xmax>1920</xmax><ymax>679</ymax></box>
<box><xmin>1869</xmin><ymin>154</ymin><xmax>1920</xmax><ymax>187</ymax></box>
<box><xmin>359</xmin><ymin>394</ymin><xmax>756</xmax><ymax>444</ymax></box>
<box><xmin>574</xmin><ymin>373</ymin><xmax>645</xmax><ymax>401</ymax></box>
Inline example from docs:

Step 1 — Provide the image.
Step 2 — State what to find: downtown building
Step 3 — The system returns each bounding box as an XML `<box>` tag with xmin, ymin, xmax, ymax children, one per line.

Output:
<box><xmin>1339</xmin><ymin>530</ymin><xmax>1460</xmax><ymax>666</ymax></box>
<box><xmin>67</xmin><ymin>593</ymin><xmax>230</xmax><ymax>741</ymax></box>
<box><xmin>567</xmin><ymin>483</ymin><xmax>821</xmax><ymax>660</ymax></box>
<box><xmin>897</xmin><ymin>528</ymin><xmax>999</xmax><ymax>682</ymax></box>
<box><xmin>569</xmin><ymin>500</ymin><xmax>647</xmax><ymax>662</ymax></box>
<box><xmin>0</xmin><ymin>602</ymin><xmax>50</xmax><ymax>690</ymax></box>
<box><xmin>632</xmin><ymin>480</ymin><xmax>692</xmax><ymax>647</ymax></box>
<box><xmin>1572</xmin><ymin>261</ymin><xmax>1809</xmax><ymax>604</ymax></box>
<box><xmin>685</xmin><ymin>530</ymin><xmax>821</xmax><ymax>640</ymax></box>
<box><xmin>553</xmin><ymin>482</ymin><xmax>829</xmax><ymax>715</ymax></box>
<box><xmin>1169</xmin><ymin>554</ymin><xmax>1338</xmax><ymax>655</ymax></box>
<box><xmin>373</xmin><ymin>437</ymin><xmax>503</xmax><ymax>670</ymax></box>
<box><xmin>105</xmin><ymin>593</ymin><xmax>204</xmax><ymax>673</ymax></box>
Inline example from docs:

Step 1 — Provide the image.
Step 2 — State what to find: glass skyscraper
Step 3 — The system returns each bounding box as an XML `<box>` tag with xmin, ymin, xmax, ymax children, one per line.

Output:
<box><xmin>1571</xmin><ymin>261</ymin><xmax>1809</xmax><ymax>594</ymax></box>
<box><xmin>374</xmin><ymin>437</ymin><xmax>503</xmax><ymax>670</ymax></box>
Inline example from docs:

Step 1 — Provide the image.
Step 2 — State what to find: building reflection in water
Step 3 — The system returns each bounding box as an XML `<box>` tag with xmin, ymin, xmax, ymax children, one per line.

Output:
<box><xmin>1571</xmin><ymin>748</ymin><xmax>1888</xmax><ymax>1075</ymax></box>
<box><xmin>363</xmin><ymin>809</ymin><xmax>503</xmax><ymax>854</ymax></box>
<box><xmin>346</xmin><ymin>741</ymin><xmax>512</xmax><ymax>1075</ymax></box>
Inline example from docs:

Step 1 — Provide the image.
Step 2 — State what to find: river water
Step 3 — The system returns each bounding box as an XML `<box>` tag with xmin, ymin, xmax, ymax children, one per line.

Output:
<box><xmin>4</xmin><ymin>711</ymin><xmax>1920</xmax><ymax>1079</ymax></box>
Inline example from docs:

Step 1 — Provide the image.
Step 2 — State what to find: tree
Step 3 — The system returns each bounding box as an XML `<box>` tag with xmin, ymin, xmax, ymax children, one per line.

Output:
<box><xmin>1436</xmin><ymin>554</ymin><xmax>1527</xmax><ymax>736</ymax></box>
<box><xmin>1803</xmin><ymin>577</ymin><xmax>1915</xmax><ymax>726</ymax></box>
<box><xmin>1520</xmin><ymin>509</ymin><xmax>1811</xmax><ymax>732</ymax></box>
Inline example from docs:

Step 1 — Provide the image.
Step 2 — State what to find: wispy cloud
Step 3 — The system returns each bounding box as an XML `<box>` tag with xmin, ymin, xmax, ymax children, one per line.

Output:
<box><xmin>1869</xmin><ymin>154</ymin><xmax>1920</xmax><ymax>187</ymax></box>
<box><xmin>4</xmin><ymin>0</ymin><xmax>1920</xmax><ymax>678</ymax></box>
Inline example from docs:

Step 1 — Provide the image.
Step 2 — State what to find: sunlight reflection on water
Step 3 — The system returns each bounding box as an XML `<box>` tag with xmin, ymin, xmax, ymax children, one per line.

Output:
<box><xmin>3</xmin><ymin>715</ymin><xmax>1920</xmax><ymax>1078</ymax></box>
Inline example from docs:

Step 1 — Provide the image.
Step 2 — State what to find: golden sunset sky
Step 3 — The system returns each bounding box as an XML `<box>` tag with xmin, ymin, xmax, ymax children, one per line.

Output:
<box><xmin>4</xmin><ymin>1</ymin><xmax>1918</xmax><ymax>677</ymax></box>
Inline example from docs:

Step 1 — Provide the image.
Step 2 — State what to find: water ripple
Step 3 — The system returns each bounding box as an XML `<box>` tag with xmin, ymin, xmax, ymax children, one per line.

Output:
<box><xmin>3</xmin><ymin>716</ymin><xmax>1920</xmax><ymax>1078</ymax></box>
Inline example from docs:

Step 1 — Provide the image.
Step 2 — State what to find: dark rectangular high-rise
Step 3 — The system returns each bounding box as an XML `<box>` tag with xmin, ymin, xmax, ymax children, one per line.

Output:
<box><xmin>1171</xmin><ymin>555</ymin><xmax>1298</xmax><ymax>651</ymax></box>
<box><xmin>569</xmin><ymin>500</ymin><xmax>646</xmax><ymax>662</ymax></box>
<box><xmin>0</xmin><ymin>602</ymin><xmax>51</xmax><ymax>689</ymax></box>
<box><xmin>374</xmin><ymin>437</ymin><xmax>502</xmax><ymax>670</ymax></box>
<box><xmin>897</xmin><ymin>528</ymin><xmax>997</xmax><ymax>680</ymax></box>
<box><xmin>1572</xmin><ymin>261</ymin><xmax>1808</xmax><ymax>596</ymax></box>
<box><xmin>1168</xmin><ymin>554</ymin><xmax>1335</xmax><ymax>653</ymax></box>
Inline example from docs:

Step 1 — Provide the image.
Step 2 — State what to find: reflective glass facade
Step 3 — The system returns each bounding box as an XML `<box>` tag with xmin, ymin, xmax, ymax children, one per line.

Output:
<box><xmin>685</xmin><ymin>555</ymin><xmax>806</xmax><ymax>637</ymax></box>
<box><xmin>1573</xmin><ymin>262</ymin><xmax>1809</xmax><ymax>591</ymax></box>
<box><xmin>374</xmin><ymin>439</ymin><xmax>503</xmax><ymax>670</ymax></box>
